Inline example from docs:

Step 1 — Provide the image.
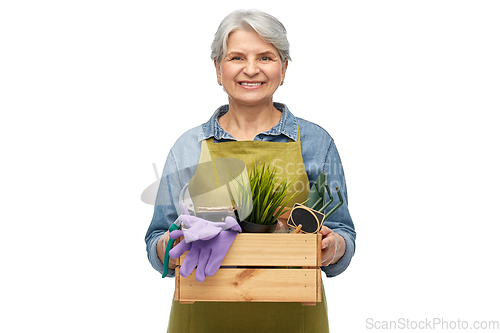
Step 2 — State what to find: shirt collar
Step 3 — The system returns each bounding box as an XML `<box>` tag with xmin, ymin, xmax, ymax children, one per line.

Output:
<box><xmin>199</xmin><ymin>102</ymin><xmax>298</xmax><ymax>142</ymax></box>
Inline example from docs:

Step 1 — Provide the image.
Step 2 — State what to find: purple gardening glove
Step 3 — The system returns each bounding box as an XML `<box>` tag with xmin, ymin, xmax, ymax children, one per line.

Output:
<box><xmin>169</xmin><ymin>219</ymin><xmax>241</xmax><ymax>282</ymax></box>
<box><xmin>178</xmin><ymin>203</ymin><xmax>238</xmax><ymax>243</ymax></box>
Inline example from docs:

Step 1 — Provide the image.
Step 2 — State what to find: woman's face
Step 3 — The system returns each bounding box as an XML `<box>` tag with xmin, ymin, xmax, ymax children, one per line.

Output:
<box><xmin>216</xmin><ymin>29</ymin><xmax>287</xmax><ymax>108</ymax></box>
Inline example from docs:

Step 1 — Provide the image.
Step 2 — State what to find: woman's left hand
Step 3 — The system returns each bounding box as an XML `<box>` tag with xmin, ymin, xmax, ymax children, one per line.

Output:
<box><xmin>320</xmin><ymin>226</ymin><xmax>346</xmax><ymax>266</ymax></box>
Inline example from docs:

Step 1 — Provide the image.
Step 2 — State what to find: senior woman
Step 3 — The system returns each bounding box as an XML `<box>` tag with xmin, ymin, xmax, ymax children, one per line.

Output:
<box><xmin>145</xmin><ymin>9</ymin><xmax>356</xmax><ymax>332</ymax></box>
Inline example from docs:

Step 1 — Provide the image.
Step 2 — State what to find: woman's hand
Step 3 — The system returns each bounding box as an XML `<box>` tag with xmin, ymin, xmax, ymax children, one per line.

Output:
<box><xmin>156</xmin><ymin>231</ymin><xmax>178</xmax><ymax>269</ymax></box>
<box><xmin>319</xmin><ymin>226</ymin><xmax>346</xmax><ymax>266</ymax></box>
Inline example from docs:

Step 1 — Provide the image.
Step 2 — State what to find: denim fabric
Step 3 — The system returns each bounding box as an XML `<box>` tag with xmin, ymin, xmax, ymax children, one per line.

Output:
<box><xmin>145</xmin><ymin>103</ymin><xmax>356</xmax><ymax>278</ymax></box>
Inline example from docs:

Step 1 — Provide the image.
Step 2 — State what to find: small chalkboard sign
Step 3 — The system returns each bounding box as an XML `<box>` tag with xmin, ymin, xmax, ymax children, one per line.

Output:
<box><xmin>287</xmin><ymin>203</ymin><xmax>325</xmax><ymax>234</ymax></box>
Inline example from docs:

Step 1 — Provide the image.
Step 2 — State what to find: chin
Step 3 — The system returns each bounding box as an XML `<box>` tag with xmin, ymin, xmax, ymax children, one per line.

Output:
<box><xmin>231</xmin><ymin>94</ymin><xmax>273</xmax><ymax>106</ymax></box>
<box><xmin>235</xmin><ymin>99</ymin><xmax>271</xmax><ymax>107</ymax></box>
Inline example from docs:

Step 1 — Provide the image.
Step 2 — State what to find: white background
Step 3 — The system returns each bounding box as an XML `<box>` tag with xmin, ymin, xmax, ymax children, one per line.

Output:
<box><xmin>1</xmin><ymin>1</ymin><xmax>499</xmax><ymax>332</ymax></box>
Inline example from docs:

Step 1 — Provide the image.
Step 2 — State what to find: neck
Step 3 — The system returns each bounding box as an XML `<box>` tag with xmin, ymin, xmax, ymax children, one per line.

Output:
<box><xmin>219</xmin><ymin>100</ymin><xmax>282</xmax><ymax>141</ymax></box>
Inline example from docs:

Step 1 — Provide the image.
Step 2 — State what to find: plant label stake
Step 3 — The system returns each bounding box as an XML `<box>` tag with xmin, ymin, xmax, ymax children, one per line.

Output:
<box><xmin>287</xmin><ymin>204</ymin><xmax>325</xmax><ymax>234</ymax></box>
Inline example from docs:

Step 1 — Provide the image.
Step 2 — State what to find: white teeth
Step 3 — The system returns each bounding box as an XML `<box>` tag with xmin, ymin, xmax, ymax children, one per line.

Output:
<box><xmin>240</xmin><ymin>82</ymin><xmax>263</xmax><ymax>86</ymax></box>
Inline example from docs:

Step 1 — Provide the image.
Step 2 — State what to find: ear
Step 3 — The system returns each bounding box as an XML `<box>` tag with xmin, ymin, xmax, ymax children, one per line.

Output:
<box><xmin>214</xmin><ymin>59</ymin><xmax>221</xmax><ymax>78</ymax></box>
<box><xmin>281</xmin><ymin>60</ymin><xmax>288</xmax><ymax>81</ymax></box>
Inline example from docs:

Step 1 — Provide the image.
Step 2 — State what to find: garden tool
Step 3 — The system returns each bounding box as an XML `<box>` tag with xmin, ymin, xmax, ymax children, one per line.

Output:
<box><xmin>161</xmin><ymin>184</ymin><xmax>195</xmax><ymax>278</ymax></box>
<box><xmin>161</xmin><ymin>217</ymin><xmax>182</xmax><ymax>278</ymax></box>
<box><xmin>162</xmin><ymin>184</ymin><xmax>237</xmax><ymax>278</ymax></box>
<box><xmin>305</xmin><ymin>171</ymin><xmax>343</xmax><ymax>220</ymax></box>
<box><xmin>288</xmin><ymin>171</ymin><xmax>344</xmax><ymax>234</ymax></box>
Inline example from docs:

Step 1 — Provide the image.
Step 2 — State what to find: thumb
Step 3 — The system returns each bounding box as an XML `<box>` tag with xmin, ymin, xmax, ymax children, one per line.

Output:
<box><xmin>319</xmin><ymin>226</ymin><xmax>332</xmax><ymax>236</ymax></box>
<box><xmin>169</xmin><ymin>229</ymin><xmax>184</xmax><ymax>239</ymax></box>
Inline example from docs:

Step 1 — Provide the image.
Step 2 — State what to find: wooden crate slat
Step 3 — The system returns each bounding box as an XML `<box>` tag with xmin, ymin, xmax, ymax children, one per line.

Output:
<box><xmin>176</xmin><ymin>267</ymin><xmax>320</xmax><ymax>303</ymax></box>
<box><xmin>180</xmin><ymin>233</ymin><xmax>321</xmax><ymax>266</ymax></box>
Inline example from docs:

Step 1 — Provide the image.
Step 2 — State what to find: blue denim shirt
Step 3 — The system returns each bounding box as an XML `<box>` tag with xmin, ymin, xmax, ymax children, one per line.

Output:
<box><xmin>145</xmin><ymin>103</ymin><xmax>356</xmax><ymax>278</ymax></box>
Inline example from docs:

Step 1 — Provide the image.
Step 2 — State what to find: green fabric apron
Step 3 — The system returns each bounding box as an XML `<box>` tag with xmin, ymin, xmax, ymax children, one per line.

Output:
<box><xmin>167</xmin><ymin>129</ymin><xmax>329</xmax><ymax>333</ymax></box>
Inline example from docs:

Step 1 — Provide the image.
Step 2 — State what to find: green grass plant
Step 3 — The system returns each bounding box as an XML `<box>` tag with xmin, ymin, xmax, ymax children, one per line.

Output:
<box><xmin>244</xmin><ymin>161</ymin><xmax>300</xmax><ymax>225</ymax></box>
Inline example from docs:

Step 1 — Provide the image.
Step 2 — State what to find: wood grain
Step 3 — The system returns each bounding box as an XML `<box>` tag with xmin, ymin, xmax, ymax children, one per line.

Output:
<box><xmin>176</xmin><ymin>268</ymin><xmax>320</xmax><ymax>303</ymax></box>
<box><xmin>180</xmin><ymin>233</ymin><xmax>319</xmax><ymax>266</ymax></box>
<box><xmin>174</xmin><ymin>233</ymin><xmax>323</xmax><ymax>304</ymax></box>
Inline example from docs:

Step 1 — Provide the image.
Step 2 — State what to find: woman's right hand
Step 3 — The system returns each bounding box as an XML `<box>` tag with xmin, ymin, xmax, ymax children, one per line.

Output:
<box><xmin>156</xmin><ymin>231</ymin><xmax>178</xmax><ymax>269</ymax></box>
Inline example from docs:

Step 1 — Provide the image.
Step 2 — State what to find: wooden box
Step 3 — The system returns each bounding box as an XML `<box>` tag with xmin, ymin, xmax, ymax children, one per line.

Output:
<box><xmin>174</xmin><ymin>233</ymin><xmax>322</xmax><ymax>305</ymax></box>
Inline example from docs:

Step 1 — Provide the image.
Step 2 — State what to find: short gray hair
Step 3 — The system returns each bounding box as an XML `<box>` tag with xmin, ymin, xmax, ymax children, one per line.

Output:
<box><xmin>211</xmin><ymin>9</ymin><xmax>291</xmax><ymax>65</ymax></box>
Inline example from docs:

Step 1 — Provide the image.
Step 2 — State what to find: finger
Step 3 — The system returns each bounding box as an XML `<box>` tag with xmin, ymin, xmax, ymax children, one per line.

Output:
<box><xmin>178</xmin><ymin>215</ymin><xmax>192</xmax><ymax>227</ymax></box>
<box><xmin>205</xmin><ymin>232</ymin><xmax>238</xmax><ymax>276</ymax></box>
<box><xmin>179</xmin><ymin>245</ymin><xmax>200</xmax><ymax>278</ymax></box>
<box><xmin>321</xmin><ymin>243</ymin><xmax>334</xmax><ymax>265</ymax></box>
<box><xmin>169</xmin><ymin>230</ymin><xmax>184</xmax><ymax>239</ymax></box>
<box><xmin>205</xmin><ymin>252</ymin><xmax>224</xmax><ymax>277</ymax></box>
<box><xmin>196</xmin><ymin>245</ymin><xmax>211</xmax><ymax>282</ymax></box>
<box><xmin>228</xmin><ymin>222</ymin><xmax>242</xmax><ymax>233</ymax></box>
<box><xmin>168</xmin><ymin>239</ymin><xmax>191</xmax><ymax>259</ymax></box>
<box><xmin>321</xmin><ymin>239</ymin><xmax>330</xmax><ymax>250</ymax></box>
<box><xmin>322</xmin><ymin>255</ymin><xmax>335</xmax><ymax>266</ymax></box>
<box><xmin>319</xmin><ymin>225</ymin><xmax>333</xmax><ymax>236</ymax></box>
<box><xmin>321</xmin><ymin>240</ymin><xmax>336</xmax><ymax>266</ymax></box>
<box><xmin>182</xmin><ymin>202</ymin><xmax>189</xmax><ymax>215</ymax></box>
<box><xmin>321</xmin><ymin>233</ymin><xmax>339</xmax><ymax>266</ymax></box>
<box><xmin>195</xmin><ymin>266</ymin><xmax>206</xmax><ymax>283</ymax></box>
<box><xmin>224</xmin><ymin>216</ymin><xmax>238</xmax><ymax>229</ymax></box>
<box><xmin>321</xmin><ymin>232</ymin><xmax>334</xmax><ymax>249</ymax></box>
<box><xmin>168</xmin><ymin>257</ymin><xmax>177</xmax><ymax>269</ymax></box>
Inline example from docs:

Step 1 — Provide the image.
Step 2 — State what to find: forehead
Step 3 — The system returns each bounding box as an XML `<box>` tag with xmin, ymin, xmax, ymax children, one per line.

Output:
<box><xmin>226</xmin><ymin>29</ymin><xmax>279</xmax><ymax>54</ymax></box>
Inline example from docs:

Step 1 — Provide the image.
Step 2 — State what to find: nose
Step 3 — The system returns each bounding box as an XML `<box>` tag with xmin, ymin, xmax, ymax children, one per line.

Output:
<box><xmin>243</xmin><ymin>61</ymin><xmax>260</xmax><ymax>77</ymax></box>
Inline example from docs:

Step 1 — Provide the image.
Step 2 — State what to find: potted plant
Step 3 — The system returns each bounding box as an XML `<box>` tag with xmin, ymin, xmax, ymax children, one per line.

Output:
<box><xmin>228</xmin><ymin>161</ymin><xmax>300</xmax><ymax>233</ymax></box>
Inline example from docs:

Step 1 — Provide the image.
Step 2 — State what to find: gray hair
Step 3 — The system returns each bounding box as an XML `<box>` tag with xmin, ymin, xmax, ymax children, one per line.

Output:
<box><xmin>211</xmin><ymin>9</ymin><xmax>291</xmax><ymax>65</ymax></box>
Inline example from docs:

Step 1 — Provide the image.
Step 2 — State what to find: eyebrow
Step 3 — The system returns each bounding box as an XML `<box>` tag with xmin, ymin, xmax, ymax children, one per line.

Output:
<box><xmin>226</xmin><ymin>50</ymin><xmax>278</xmax><ymax>57</ymax></box>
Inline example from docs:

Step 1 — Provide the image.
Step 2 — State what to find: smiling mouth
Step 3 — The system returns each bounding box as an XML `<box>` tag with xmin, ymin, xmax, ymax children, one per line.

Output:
<box><xmin>239</xmin><ymin>82</ymin><xmax>264</xmax><ymax>86</ymax></box>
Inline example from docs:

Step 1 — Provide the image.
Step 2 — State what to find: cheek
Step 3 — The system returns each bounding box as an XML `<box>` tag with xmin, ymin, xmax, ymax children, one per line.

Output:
<box><xmin>220</xmin><ymin>64</ymin><xmax>238</xmax><ymax>79</ymax></box>
<box><xmin>268</xmin><ymin>65</ymin><xmax>284</xmax><ymax>81</ymax></box>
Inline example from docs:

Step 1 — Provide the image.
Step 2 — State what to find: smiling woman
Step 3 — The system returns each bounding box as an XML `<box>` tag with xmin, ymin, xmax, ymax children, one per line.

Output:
<box><xmin>145</xmin><ymin>9</ymin><xmax>356</xmax><ymax>333</ymax></box>
<box><xmin>216</xmin><ymin>29</ymin><xmax>287</xmax><ymax>140</ymax></box>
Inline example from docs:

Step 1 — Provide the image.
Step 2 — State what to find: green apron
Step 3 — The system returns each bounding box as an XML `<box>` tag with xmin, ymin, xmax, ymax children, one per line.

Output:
<box><xmin>167</xmin><ymin>129</ymin><xmax>329</xmax><ymax>333</ymax></box>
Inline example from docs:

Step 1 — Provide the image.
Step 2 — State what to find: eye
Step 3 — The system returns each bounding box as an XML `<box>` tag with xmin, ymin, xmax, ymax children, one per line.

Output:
<box><xmin>231</xmin><ymin>56</ymin><xmax>242</xmax><ymax>61</ymax></box>
<box><xmin>261</xmin><ymin>56</ymin><xmax>270</xmax><ymax>61</ymax></box>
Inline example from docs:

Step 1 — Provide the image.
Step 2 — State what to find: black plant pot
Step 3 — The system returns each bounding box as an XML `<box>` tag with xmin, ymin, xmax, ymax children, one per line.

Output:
<box><xmin>238</xmin><ymin>220</ymin><xmax>277</xmax><ymax>233</ymax></box>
